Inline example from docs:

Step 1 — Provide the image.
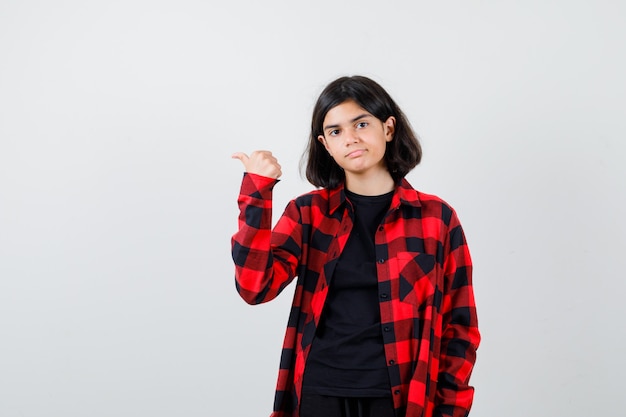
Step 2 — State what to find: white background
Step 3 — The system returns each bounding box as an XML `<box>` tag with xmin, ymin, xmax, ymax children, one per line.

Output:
<box><xmin>1</xmin><ymin>1</ymin><xmax>625</xmax><ymax>416</ymax></box>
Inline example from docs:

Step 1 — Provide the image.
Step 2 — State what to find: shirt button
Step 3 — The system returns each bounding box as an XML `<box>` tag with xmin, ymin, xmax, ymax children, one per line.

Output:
<box><xmin>394</xmin><ymin>390</ymin><xmax>401</xmax><ymax>395</ymax></box>
<box><xmin>378</xmin><ymin>226</ymin><xmax>384</xmax><ymax>232</ymax></box>
<box><xmin>389</xmin><ymin>359</ymin><xmax>395</xmax><ymax>365</ymax></box>
<box><xmin>377</xmin><ymin>258</ymin><xmax>385</xmax><ymax>264</ymax></box>
<box><xmin>380</xmin><ymin>293</ymin><xmax>388</xmax><ymax>299</ymax></box>
<box><xmin>384</xmin><ymin>326</ymin><xmax>391</xmax><ymax>332</ymax></box>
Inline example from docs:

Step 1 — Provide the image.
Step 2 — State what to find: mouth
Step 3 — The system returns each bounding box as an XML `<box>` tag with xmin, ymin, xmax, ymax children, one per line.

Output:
<box><xmin>345</xmin><ymin>149</ymin><xmax>366</xmax><ymax>158</ymax></box>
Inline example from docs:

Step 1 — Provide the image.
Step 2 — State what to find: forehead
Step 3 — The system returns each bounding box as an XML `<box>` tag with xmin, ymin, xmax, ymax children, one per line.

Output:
<box><xmin>323</xmin><ymin>100</ymin><xmax>372</xmax><ymax>125</ymax></box>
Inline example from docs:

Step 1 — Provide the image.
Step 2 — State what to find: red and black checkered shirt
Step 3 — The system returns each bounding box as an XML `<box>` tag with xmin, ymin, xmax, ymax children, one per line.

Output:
<box><xmin>232</xmin><ymin>173</ymin><xmax>480</xmax><ymax>417</ymax></box>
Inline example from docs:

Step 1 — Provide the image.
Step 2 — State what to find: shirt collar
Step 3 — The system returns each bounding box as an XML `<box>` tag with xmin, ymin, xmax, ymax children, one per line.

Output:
<box><xmin>328</xmin><ymin>178</ymin><xmax>421</xmax><ymax>215</ymax></box>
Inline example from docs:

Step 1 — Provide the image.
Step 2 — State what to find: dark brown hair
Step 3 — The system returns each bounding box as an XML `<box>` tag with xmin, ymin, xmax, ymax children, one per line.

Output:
<box><xmin>302</xmin><ymin>75</ymin><xmax>422</xmax><ymax>188</ymax></box>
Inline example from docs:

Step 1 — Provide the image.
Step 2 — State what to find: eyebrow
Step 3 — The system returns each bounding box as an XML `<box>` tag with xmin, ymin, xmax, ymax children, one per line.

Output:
<box><xmin>323</xmin><ymin>113</ymin><xmax>371</xmax><ymax>132</ymax></box>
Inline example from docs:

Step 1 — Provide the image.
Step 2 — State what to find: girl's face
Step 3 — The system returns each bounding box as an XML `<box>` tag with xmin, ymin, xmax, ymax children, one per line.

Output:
<box><xmin>318</xmin><ymin>100</ymin><xmax>395</xmax><ymax>181</ymax></box>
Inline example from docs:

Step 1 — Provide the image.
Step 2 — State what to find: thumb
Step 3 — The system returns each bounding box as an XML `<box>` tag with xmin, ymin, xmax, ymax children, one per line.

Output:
<box><xmin>231</xmin><ymin>152</ymin><xmax>250</xmax><ymax>166</ymax></box>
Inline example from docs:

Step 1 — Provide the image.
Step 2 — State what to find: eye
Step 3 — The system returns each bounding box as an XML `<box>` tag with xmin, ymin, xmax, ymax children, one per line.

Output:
<box><xmin>328</xmin><ymin>129</ymin><xmax>340</xmax><ymax>136</ymax></box>
<box><xmin>356</xmin><ymin>121</ymin><xmax>368</xmax><ymax>128</ymax></box>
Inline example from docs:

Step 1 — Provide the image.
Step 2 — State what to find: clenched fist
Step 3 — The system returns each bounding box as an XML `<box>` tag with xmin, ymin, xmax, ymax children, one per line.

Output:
<box><xmin>231</xmin><ymin>150</ymin><xmax>282</xmax><ymax>179</ymax></box>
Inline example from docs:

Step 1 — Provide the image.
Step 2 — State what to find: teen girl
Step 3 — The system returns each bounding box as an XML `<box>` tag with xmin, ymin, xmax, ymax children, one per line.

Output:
<box><xmin>232</xmin><ymin>75</ymin><xmax>480</xmax><ymax>417</ymax></box>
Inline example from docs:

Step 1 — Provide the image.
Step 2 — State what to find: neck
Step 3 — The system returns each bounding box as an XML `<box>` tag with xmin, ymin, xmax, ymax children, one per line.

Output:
<box><xmin>345</xmin><ymin>170</ymin><xmax>395</xmax><ymax>196</ymax></box>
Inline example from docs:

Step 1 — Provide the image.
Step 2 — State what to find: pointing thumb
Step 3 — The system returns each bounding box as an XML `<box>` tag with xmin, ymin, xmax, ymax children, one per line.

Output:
<box><xmin>231</xmin><ymin>152</ymin><xmax>250</xmax><ymax>165</ymax></box>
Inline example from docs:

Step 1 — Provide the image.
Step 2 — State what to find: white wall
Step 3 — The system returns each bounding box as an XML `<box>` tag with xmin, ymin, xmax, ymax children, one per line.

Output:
<box><xmin>1</xmin><ymin>1</ymin><xmax>624</xmax><ymax>416</ymax></box>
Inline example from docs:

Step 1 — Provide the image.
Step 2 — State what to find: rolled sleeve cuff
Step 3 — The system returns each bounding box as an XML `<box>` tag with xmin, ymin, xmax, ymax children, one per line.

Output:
<box><xmin>240</xmin><ymin>172</ymin><xmax>280</xmax><ymax>199</ymax></box>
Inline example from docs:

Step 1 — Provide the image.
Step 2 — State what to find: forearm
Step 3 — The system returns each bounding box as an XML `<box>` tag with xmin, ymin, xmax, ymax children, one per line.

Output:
<box><xmin>434</xmin><ymin>321</ymin><xmax>480</xmax><ymax>417</ymax></box>
<box><xmin>435</xmin><ymin>218</ymin><xmax>480</xmax><ymax>416</ymax></box>
<box><xmin>231</xmin><ymin>173</ymin><xmax>299</xmax><ymax>304</ymax></box>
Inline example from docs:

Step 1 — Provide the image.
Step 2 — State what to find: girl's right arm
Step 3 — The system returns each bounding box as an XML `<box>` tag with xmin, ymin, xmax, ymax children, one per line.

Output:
<box><xmin>231</xmin><ymin>151</ymin><xmax>301</xmax><ymax>305</ymax></box>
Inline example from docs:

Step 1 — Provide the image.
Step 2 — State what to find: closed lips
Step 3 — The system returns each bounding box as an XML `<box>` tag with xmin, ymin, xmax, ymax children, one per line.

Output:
<box><xmin>346</xmin><ymin>149</ymin><xmax>366</xmax><ymax>157</ymax></box>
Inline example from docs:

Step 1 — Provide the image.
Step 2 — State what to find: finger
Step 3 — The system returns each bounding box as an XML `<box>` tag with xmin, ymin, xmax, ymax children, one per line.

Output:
<box><xmin>231</xmin><ymin>152</ymin><xmax>250</xmax><ymax>164</ymax></box>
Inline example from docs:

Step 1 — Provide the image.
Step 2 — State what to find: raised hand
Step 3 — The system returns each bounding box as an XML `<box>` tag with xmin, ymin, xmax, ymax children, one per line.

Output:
<box><xmin>231</xmin><ymin>150</ymin><xmax>282</xmax><ymax>179</ymax></box>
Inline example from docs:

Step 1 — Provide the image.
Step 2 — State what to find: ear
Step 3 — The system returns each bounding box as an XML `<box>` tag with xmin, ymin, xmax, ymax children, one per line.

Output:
<box><xmin>384</xmin><ymin>116</ymin><xmax>396</xmax><ymax>142</ymax></box>
<box><xmin>318</xmin><ymin>135</ymin><xmax>331</xmax><ymax>152</ymax></box>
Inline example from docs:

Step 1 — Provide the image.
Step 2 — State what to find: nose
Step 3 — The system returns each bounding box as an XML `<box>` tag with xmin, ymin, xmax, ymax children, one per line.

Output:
<box><xmin>344</xmin><ymin>128</ymin><xmax>359</xmax><ymax>145</ymax></box>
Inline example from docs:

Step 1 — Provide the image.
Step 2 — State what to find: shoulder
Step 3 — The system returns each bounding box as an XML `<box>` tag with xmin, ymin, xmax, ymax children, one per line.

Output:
<box><xmin>284</xmin><ymin>186</ymin><xmax>343</xmax><ymax>224</ymax></box>
<box><xmin>294</xmin><ymin>187</ymin><xmax>327</xmax><ymax>201</ymax></box>
<box><xmin>420</xmin><ymin>191</ymin><xmax>458</xmax><ymax>226</ymax></box>
<box><xmin>417</xmin><ymin>189</ymin><xmax>452</xmax><ymax>208</ymax></box>
<box><xmin>401</xmin><ymin>179</ymin><xmax>458</xmax><ymax>226</ymax></box>
<box><xmin>291</xmin><ymin>186</ymin><xmax>335</xmax><ymax>207</ymax></box>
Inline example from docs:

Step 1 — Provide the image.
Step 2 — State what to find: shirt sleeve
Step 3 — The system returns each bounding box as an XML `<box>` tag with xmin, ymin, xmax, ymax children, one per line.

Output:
<box><xmin>434</xmin><ymin>209</ymin><xmax>481</xmax><ymax>417</ymax></box>
<box><xmin>231</xmin><ymin>173</ymin><xmax>302</xmax><ymax>305</ymax></box>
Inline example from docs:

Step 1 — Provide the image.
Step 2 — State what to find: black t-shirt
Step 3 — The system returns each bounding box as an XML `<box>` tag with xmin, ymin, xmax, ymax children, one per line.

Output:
<box><xmin>302</xmin><ymin>189</ymin><xmax>394</xmax><ymax>397</ymax></box>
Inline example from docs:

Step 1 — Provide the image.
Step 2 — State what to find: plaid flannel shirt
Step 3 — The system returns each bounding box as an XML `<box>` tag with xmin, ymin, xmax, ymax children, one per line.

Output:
<box><xmin>232</xmin><ymin>173</ymin><xmax>480</xmax><ymax>417</ymax></box>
